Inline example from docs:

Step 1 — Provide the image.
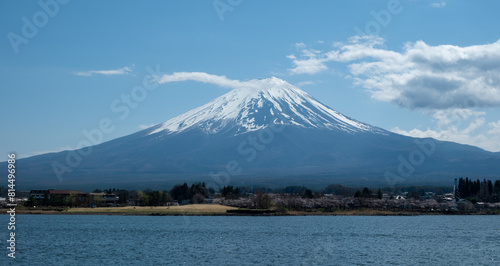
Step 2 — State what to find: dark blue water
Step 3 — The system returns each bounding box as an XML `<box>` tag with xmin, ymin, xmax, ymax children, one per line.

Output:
<box><xmin>2</xmin><ymin>215</ymin><xmax>499</xmax><ymax>265</ymax></box>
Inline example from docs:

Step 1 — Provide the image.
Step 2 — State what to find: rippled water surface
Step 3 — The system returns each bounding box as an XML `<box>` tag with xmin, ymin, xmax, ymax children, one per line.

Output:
<box><xmin>3</xmin><ymin>215</ymin><xmax>499</xmax><ymax>265</ymax></box>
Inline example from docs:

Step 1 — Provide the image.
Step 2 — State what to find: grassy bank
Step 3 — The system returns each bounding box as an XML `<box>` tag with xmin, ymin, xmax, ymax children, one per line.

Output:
<box><xmin>3</xmin><ymin>205</ymin><xmax>499</xmax><ymax>216</ymax></box>
<box><xmin>6</xmin><ymin>204</ymin><xmax>238</xmax><ymax>216</ymax></box>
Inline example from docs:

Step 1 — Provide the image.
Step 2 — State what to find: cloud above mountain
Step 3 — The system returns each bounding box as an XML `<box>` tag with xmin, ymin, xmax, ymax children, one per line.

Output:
<box><xmin>157</xmin><ymin>72</ymin><xmax>243</xmax><ymax>88</ymax></box>
<box><xmin>287</xmin><ymin>36</ymin><xmax>500</xmax><ymax>110</ymax></box>
<box><xmin>157</xmin><ymin>72</ymin><xmax>271</xmax><ymax>90</ymax></box>
<box><xmin>287</xmin><ymin>36</ymin><xmax>500</xmax><ymax>151</ymax></box>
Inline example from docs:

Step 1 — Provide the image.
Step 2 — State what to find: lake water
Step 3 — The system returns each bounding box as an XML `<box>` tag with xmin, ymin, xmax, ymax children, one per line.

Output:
<box><xmin>2</xmin><ymin>215</ymin><xmax>499</xmax><ymax>265</ymax></box>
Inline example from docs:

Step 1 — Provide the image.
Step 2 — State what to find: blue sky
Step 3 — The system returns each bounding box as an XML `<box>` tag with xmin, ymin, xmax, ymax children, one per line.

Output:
<box><xmin>1</xmin><ymin>0</ymin><xmax>500</xmax><ymax>158</ymax></box>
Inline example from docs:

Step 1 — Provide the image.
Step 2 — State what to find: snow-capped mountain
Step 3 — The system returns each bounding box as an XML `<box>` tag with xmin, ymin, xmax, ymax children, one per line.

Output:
<box><xmin>7</xmin><ymin>77</ymin><xmax>500</xmax><ymax>190</ymax></box>
<box><xmin>148</xmin><ymin>77</ymin><xmax>383</xmax><ymax>135</ymax></box>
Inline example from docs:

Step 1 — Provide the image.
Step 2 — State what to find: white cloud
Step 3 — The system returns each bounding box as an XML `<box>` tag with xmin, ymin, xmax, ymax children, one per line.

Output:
<box><xmin>286</xmin><ymin>36</ymin><xmax>500</xmax><ymax>152</ymax></box>
<box><xmin>287</xmin><ymin>42</ymin><xmax>334</xmax><ymax>74</ymax></box>
<box><xmin>287</xmin><ymin>54</ymin><xmax>328</xmax><ymax>75</ymax></box>
<box><xmin>156</xmin><ymin>72</ymin><xmax>268</xmax><ymax>90</ymax></box>
<box><xmin>427</xmin><ymin>109</ymin><xmax>485</xmax><ymax>128</ymax></box>
<box><xmin>74</xmin><ymin>66</ymin><xmax>133</xmax><ymax>77</ymax></box>
<box><xmin>391</xmin><ymin>108</ymin><xmax>500</xmax><ymax>151</ymax></box>
<box><xmin>295</xmin><ymin>42</ymin><xmax>307</xmax><ymax>49</ymax></box>
<box><xmin>157</xmin><ymin>72</ymin><xmax>241</xmax><ymax>88</ymax></box>
<box><xmin>287</xmin><ymin>36</ymin><xmax>500</xmax><ymax>110</ymax></box>
<box><xmin>487</xmin><ymin>120</ymin><xmax>500</xmax><ymax>136</ymax></box>
<box><xmin>430</xmin><ymin>2</ymin><xmax>446</xmax><ymax>8</ymax></box>
<box><xmin>392</xmin><ymin>125</ymin><xmax>500</xmax><ymax>152</ymax></box>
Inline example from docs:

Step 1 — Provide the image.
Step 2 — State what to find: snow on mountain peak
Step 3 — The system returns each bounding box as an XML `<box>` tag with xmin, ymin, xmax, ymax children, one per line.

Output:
<box><xmin>148</xmin><ymin>77</ymin><xmax>384</xmax><ymax>136</ymax></box>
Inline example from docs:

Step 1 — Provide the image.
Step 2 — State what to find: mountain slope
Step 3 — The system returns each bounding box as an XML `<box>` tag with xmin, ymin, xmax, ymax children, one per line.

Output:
<box><xmin>7</xmin><ymin>77</ymin><xmax>500</xmax><ymax>190</ymax></box>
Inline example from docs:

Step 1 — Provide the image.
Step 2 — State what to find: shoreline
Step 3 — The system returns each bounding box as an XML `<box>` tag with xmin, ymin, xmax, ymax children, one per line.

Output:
<box><xmin>2</xmin><ymin>204</ymin><xmax>499</xmax><ymax>216</ymax></box>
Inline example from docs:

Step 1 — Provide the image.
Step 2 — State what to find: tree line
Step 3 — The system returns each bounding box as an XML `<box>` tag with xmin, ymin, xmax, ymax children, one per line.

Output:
<box><xmin>5</xmin><ymin>177</ymin><xmax>500</xmax><ymax>208</ymax></box>
<box><xmin>94</xmin><ymin>183</ymin><xmax>214</xmax><ymax>206</ymax></box>
<box><xmin>457</xmin><ymin>178</ymin><xmax>500</xmax><ymax>202</ymax></box>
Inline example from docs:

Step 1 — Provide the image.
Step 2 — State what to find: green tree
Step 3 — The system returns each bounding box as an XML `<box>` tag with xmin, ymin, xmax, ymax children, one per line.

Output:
<box><xmin>117</xmin><ymin>190</ymin><xmax>129</xmax><ymax>205</ymax></box>
<box><xmin>303</xmin><ymin>189</ymin><xmax>313</xmax><ymax>199</ymax></box>
<box><xmin>221</xmin><ymin>185</ymin><xmax>241</xmax><ymax>199</ymax></box>
<box><xmin>324</xmin><ymin>184</ymin><xmax>354</xmax><ymax>197</ymax></box>
<box><xmin>255</xmin><ymin>191</ymin><xmax>271</xmax><ymax>209</ymax></box>
<box><xmin>408</xmin><ymin>191</ymin><xmax>420</xmax><ymax>200</ymax></box>
<box><xmin>93</xmin><ymin>194</ymin><xmax>104</xmax><ymax>207</ymax></box>
<box><xmin>361</xmin><ymin>187</ymin><xmax>372</xmax><ymax>198</ymax></box>
<box><xmin>67</xmin><ymin>192</ymin><xmax>79</xmax><ymax>207</ymax></box>
<box><xmin>160</xmin><ymin>191</ymin><xmax>170</xmax><ymax>205</ymax></box>
<box><xmin>138</xmin><ymin>190</ymin><xmax>149</xmax><ymax>206</ymax></box>
<box><xmin>148</xmin><ymin>191</ymin><xmax>161</xmax><ymax>206</ymax></box>
<box><xmin>170</xmin><ymin>183</ymin><xmax>192</xmax><ymax>203</ymax></box>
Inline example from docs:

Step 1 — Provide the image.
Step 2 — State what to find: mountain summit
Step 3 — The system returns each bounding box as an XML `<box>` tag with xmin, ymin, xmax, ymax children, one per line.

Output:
<box><xmin>8</xmin><ymin>77</ymin><xmax>500</xmax><ymax>189</ymax></box>
<box><xmin>149</xmin><ymin>77</ymin><xmax>383</xmax><ymax>136</ymax></box>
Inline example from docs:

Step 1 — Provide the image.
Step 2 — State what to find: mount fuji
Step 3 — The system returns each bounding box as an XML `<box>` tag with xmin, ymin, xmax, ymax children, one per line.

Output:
<box><xmin>8</xmin><ymin>77</ymin><xmax>500</xmax><ymax>190</ymax></box>
<box><xmin>148</xmin><ymin>77</ymin><xmax>383</xmax><ymax>136</ymax></box>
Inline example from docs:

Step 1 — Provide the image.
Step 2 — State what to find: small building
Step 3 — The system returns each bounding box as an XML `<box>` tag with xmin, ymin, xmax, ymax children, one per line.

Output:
<box><xmin>48</xmin><ymin>189</ymin><xmax>87</xmax><ymax>198</ymax></box>
<box><xmin>47</xmin><ymin>190</ymin><xmax>88</xmax><ymax>206</ymax></box>
<box><xmin>30</xmin><ymin>189</ymin><xmax>88</xmax><ymax>201</ymax></box>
